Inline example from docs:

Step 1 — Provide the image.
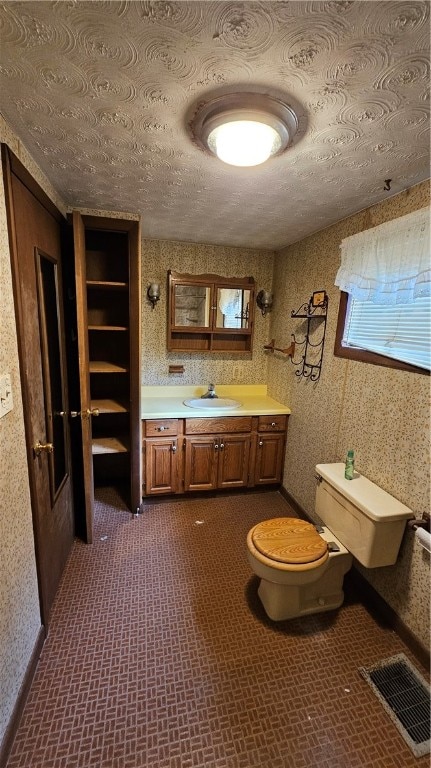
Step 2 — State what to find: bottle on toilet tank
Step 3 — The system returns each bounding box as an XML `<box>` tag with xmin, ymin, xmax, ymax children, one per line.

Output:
<box><xmin>345</xmin><ymin>449</ymin><xmax>355</xmax><ymax>480</ymax></box>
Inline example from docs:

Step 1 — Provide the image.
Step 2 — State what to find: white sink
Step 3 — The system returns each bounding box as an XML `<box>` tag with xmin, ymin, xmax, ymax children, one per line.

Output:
<box><xmin>183</xmin><ymin>398</ymin><xmax>242</xmax><ymax>410</ymax></box>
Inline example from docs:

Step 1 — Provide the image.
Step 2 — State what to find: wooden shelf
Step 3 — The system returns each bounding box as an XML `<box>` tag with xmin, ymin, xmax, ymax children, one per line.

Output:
<box><xmin>88</xmin><ymin>325</ymin><xmax>128</xmax><ymax>331</ymax></box>
<box><xmin>92</xmin><ymin>436</ymin><xmax>129</xmax><ymax>455</ymax></box>
<box><xmin>89</xmin><ymin>361</ymin><xmax>128</xmax><ymax>373</ymax></box>
<box><xmin>86</xmin><ymin>280</ymin><xmax>128</xmax><ymax>290</ymax></box>
<box><xmin>91</xmin><ymin>399</ymin><xmax>128</xmax><ymax>414</ymax></box>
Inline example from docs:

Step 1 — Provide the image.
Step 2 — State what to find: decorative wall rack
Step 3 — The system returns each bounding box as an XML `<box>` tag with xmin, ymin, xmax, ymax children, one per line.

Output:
<box><xmin>264</xmin><ymin>290</ymin><xmax>328</xmax><ymax>383</ymax></box>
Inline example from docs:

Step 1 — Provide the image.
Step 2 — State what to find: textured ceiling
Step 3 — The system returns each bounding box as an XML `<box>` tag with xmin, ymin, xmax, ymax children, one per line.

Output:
<box><xmin>0</xmin><ymin>1</ymin><xmax>429</xmax><ymax>250</ymax></box>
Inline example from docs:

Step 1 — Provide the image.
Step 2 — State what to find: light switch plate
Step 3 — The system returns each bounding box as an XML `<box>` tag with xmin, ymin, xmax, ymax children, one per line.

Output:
<box><xmin>0</xmin><ymin>374</ymin><xmax>13</xmax><ymax>417</ymax></box>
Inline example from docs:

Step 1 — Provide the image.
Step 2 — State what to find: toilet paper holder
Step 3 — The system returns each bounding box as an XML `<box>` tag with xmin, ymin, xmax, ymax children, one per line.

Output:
<box><xmin>407</xmin><ymin>513</ymin><xmax>430</xmax><ymax>533</ymax></box>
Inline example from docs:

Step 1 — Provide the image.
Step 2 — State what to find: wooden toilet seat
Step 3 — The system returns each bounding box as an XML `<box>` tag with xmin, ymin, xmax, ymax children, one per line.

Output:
<box><xmin>251</xmin><ymin>517</ymin><xmax>329</xmax><ymax>569</ymax></box>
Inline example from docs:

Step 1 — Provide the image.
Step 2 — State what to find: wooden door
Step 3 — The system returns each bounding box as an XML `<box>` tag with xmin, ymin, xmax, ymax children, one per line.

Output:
<box><xmin>217</xmin><ymin>434</ymin><xmax>251</xmax><ymax>488</ymax></box>
<box><xmin>254</xmin><ymin>433</ymin><xmax>285</xmax><ymax>484</ymax></box>
<box><xmin>184</xmin><ymin>436</ymin><xmax>218</xmax><ymax>491</ymax></box>
<box><xmin>144</xmin><ymin>438</ymin><xmax>178</xmax><ymax>495</ymax></box>
<box><xmin>3</xmin><ymin>146</ymin><xmax>74</xmax><ymax>626</ymax></box>
<box><xmin>128</xmin><ymin>220</ymin><xmax>142</xmax><ymax>511</ymax></box>
<box><xmin>72</xmin><ymin>211</ymin><xmax>94</xmax><ymax>543</ymax></box>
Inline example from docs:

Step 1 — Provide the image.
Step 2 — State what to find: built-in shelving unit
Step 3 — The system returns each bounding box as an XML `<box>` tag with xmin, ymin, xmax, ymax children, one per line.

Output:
<box><xmin>85</xmin><ymin>231</ymin><xmax>131</xmax><ymax>478</ymax></box>
<box><xmin>73</xmin><ymin>213</ymin><xmax>141</xmax><ymax>525</ymax></box>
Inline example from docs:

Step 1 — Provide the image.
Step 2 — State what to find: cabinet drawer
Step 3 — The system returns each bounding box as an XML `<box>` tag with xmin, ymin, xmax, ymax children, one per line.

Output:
<box><xmin>257</xmin><ymin>415</ymin><xmax>288</xmax><ymax>432</ymax></box>
<box><xmin>143</xmin><ymin>419</ymin><xmax>179</xmax><ymax>437</ymax></box>
<box><xmin>185</xmin><ymin>416</ymin><xmax>252</xmax><ymax>435</ymax></box>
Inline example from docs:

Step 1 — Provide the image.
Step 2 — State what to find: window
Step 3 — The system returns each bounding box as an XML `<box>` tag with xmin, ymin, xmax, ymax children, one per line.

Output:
<box><xmin>334</xmin><ymin>208</ymin><xmax>430</xmax><ymax>375</ymax></box>
<box><xmin>336</xmin><ymin>292</ymin><xmax>430</xmax><ymax>372</ymax></box>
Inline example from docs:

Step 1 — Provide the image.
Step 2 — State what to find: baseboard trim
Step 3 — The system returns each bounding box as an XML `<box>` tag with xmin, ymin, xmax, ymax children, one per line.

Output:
<box><xmin>347</xmin><ymin>569</ymin><xmax>430</xmax><ymax>670</ymax></box>
<box><xmin>279</xmin><ymin>485</ymin><xmax>430</xmax><ymax>670</ymax></box>
<box><xmin>279</xmin><ymin>485</ymin><xmax>309</xmax><ymax>520</ymax></box>
<box><xmin>0</xmin><ymin>626</ymin><xmax>46</xmax><ymax>768</ymax></box>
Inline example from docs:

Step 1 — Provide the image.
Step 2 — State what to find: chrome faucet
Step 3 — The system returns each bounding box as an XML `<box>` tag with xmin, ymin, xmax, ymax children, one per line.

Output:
<box><xmin>201</xmin><ymin>383</ymin><xmax>218</xmax><ymax>399</ymax></box>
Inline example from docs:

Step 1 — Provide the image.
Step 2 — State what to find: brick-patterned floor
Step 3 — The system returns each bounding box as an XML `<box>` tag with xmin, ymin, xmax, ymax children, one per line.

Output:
<box><xmin>6</xmin><ymin>489</ymin><xmax>430</xmax><ymax>768</ymax></box>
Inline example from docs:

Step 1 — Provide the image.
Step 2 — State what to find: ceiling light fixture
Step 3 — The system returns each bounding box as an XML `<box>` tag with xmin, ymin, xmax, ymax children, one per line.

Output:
<box><xmin>191</xmin><ymin>93</ymin><xmax>298</xmax><ymax>168</ymax></box>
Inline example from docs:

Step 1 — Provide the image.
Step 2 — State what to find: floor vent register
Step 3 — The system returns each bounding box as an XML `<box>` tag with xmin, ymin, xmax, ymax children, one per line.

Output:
<box><xmin>359</xmin><ymin>653</ymin><xmax>430</xmax><ymax>758</ymax></box>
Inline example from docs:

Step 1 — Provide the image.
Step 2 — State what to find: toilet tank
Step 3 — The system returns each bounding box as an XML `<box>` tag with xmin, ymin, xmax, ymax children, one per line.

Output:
<box><xmin>315</xmin><ymin>463</ymin><xmax>413</xmax><ymax>568</ymax></box>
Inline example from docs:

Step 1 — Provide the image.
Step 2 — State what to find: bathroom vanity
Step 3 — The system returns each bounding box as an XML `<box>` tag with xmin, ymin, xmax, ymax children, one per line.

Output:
<box><xmin>141</xmin><ymin>386</ymin><xmax>290</xmax><ymax>497</ymax></box>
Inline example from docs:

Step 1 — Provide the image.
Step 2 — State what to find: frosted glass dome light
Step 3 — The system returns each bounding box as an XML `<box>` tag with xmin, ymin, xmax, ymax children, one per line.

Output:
<box><xmin>191</xmin><ymin>92</ymin><xmax>298</xmax><ymax>168</ymax></box>
<box><xmin>207</xmin><ymin>120</ymin><xmax>282</xmax><ymax>167</ymax></box>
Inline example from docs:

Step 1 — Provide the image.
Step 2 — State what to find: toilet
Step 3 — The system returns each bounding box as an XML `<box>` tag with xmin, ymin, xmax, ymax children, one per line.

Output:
<box><xmin>247</xmin><ymin>463</ymin><xmax>413</xmax><ymax>621</ymax></box>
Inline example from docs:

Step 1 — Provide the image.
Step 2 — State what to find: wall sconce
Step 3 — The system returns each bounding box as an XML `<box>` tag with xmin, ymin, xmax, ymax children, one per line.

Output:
<box><xmin>256</xmin><ymin>289</ymin><xmax>273</xmax><ymax>316</ymax></box>
<box><xmin>147</xmin><ymin>282</ymin><xmax>160</xmax><ymax>309</ymax></box>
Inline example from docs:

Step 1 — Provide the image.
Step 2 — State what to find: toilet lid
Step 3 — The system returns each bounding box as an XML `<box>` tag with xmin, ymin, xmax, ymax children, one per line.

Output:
<box><xmin>251</xmin><ymin>517</ymin><xmax>328</xmax><ymax>564</ymax></box>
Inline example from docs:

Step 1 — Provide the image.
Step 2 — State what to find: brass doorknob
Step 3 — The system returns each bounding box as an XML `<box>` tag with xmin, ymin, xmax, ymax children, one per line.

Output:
<box><xmin>34</xmin><ymin>441</ymin><xmax>54</xmax><ymax>457</ymax></box>
<box><xmin>86</xmin><ymin>408</ymin><xmax>100</xmax><ymax>417</ymax></box>
<box><xmin>70</xmin><ymin>408</ymin><xmax>100</xmax><ymax>418</ymax></box>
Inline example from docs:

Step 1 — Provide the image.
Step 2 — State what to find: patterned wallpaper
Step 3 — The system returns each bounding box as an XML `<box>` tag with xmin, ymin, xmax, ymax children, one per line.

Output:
<box><xmin>0</xmin><ymin>138</ymin><xmax>41</xmax><ymax>744</ymax></box>
<box><xmin>269</xmin><ymin>180</ymin><xmax>430</xmax><ymax>649</ymax></box>
<box><xmin>141</xmin><ymin>238</ymin><xmax>275</xmax><ymax>386</ymax></box>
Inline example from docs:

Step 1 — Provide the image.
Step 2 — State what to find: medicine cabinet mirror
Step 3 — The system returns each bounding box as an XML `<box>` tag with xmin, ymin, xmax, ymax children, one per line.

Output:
<box><xmin>168</xmin><ymin>271</ymin><xmax>255</xmax><ymax>352</ymax></box>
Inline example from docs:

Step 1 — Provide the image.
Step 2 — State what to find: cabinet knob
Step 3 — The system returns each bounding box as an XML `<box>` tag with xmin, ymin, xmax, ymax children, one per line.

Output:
<box><xmin>158</xmin><ymin>426</ymin><xmax>166</xmax><ymax>431</ymax></box>
<box><xmin>214</xmin><ymin>443</ymin><xmax>219</xmax><ymax>450</ymax></box>
<box><xmin>271</xmin><ymin>422</ymin><xmax>276</xmax><ymax>427</ymax></box>
<box><xmin>71</xmin><ymin>409</ymin><xmax>99</xmax><ymax>419</ymax></box>
<box><xmin>171</xmin><ymin>443</ymin><xmax>177</xmax><ymax>453</ymax></box>
<box><xmin>220</xmin><ymin>442</ymin><xmax>224</xmax><ymax>450</ymax></box>
<box><xmin>34</xmin><ymin>441</ymin><xmax>54</xmax><ymax>457</ymax></box>
<box><xmin>259</xmin><ymin>440</ymin><xmax>263</xmax><ymax>447</ymax></box>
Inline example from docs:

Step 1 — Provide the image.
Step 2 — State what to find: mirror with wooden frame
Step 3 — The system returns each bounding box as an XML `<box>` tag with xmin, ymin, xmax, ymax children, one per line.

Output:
<box><xmin>168</xmin><ymin>271</ymin><xmax>255</xmax><ymax>352</ymax></box>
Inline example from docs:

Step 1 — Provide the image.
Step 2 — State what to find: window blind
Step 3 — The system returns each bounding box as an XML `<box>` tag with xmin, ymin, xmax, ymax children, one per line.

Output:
<box><xmin>343</xmin><ymin>294</ymin><xmax>431</xmax><ymax>371</ymax></box>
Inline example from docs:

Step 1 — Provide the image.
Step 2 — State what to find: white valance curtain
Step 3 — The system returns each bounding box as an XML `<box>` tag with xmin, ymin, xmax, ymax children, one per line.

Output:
<box><xmin>335</xmin><ymin>207</ymin><xmax>430</xmax><ymax>305</ymax></box>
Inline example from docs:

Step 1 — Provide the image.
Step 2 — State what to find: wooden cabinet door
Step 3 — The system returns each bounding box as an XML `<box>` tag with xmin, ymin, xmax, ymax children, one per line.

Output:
<box><xmin>254</xmin><ymin>433</ymin><xmax>285</xmax><ymax>484</ymax></box>
<box><xmin>72</xmin><ymin>211</ymin><xmax>94</xmax><ymax>542</ymax></box>
<box><xmin>184</xmin><ymin>436</ymin><xmax>218</xmax><ymax>491</ymax></box>
<box><xmin>217</xmin><ymin>434</ymin><xmax>251</xmax><ymax>488</ymax></box>
<box><xmin>144</xmin><ymin>438</ymin><xmax>178</xmax><ymax>495</ymax></box>
<box><xmin>128</xmin><ymin>219</ymin><xmax>142</xmax><ymax>511</ymax></box>
<box><xmin>167</xmin><ymin>271</ymin><xmax>255</xmax><ymax>353</ymax></box>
